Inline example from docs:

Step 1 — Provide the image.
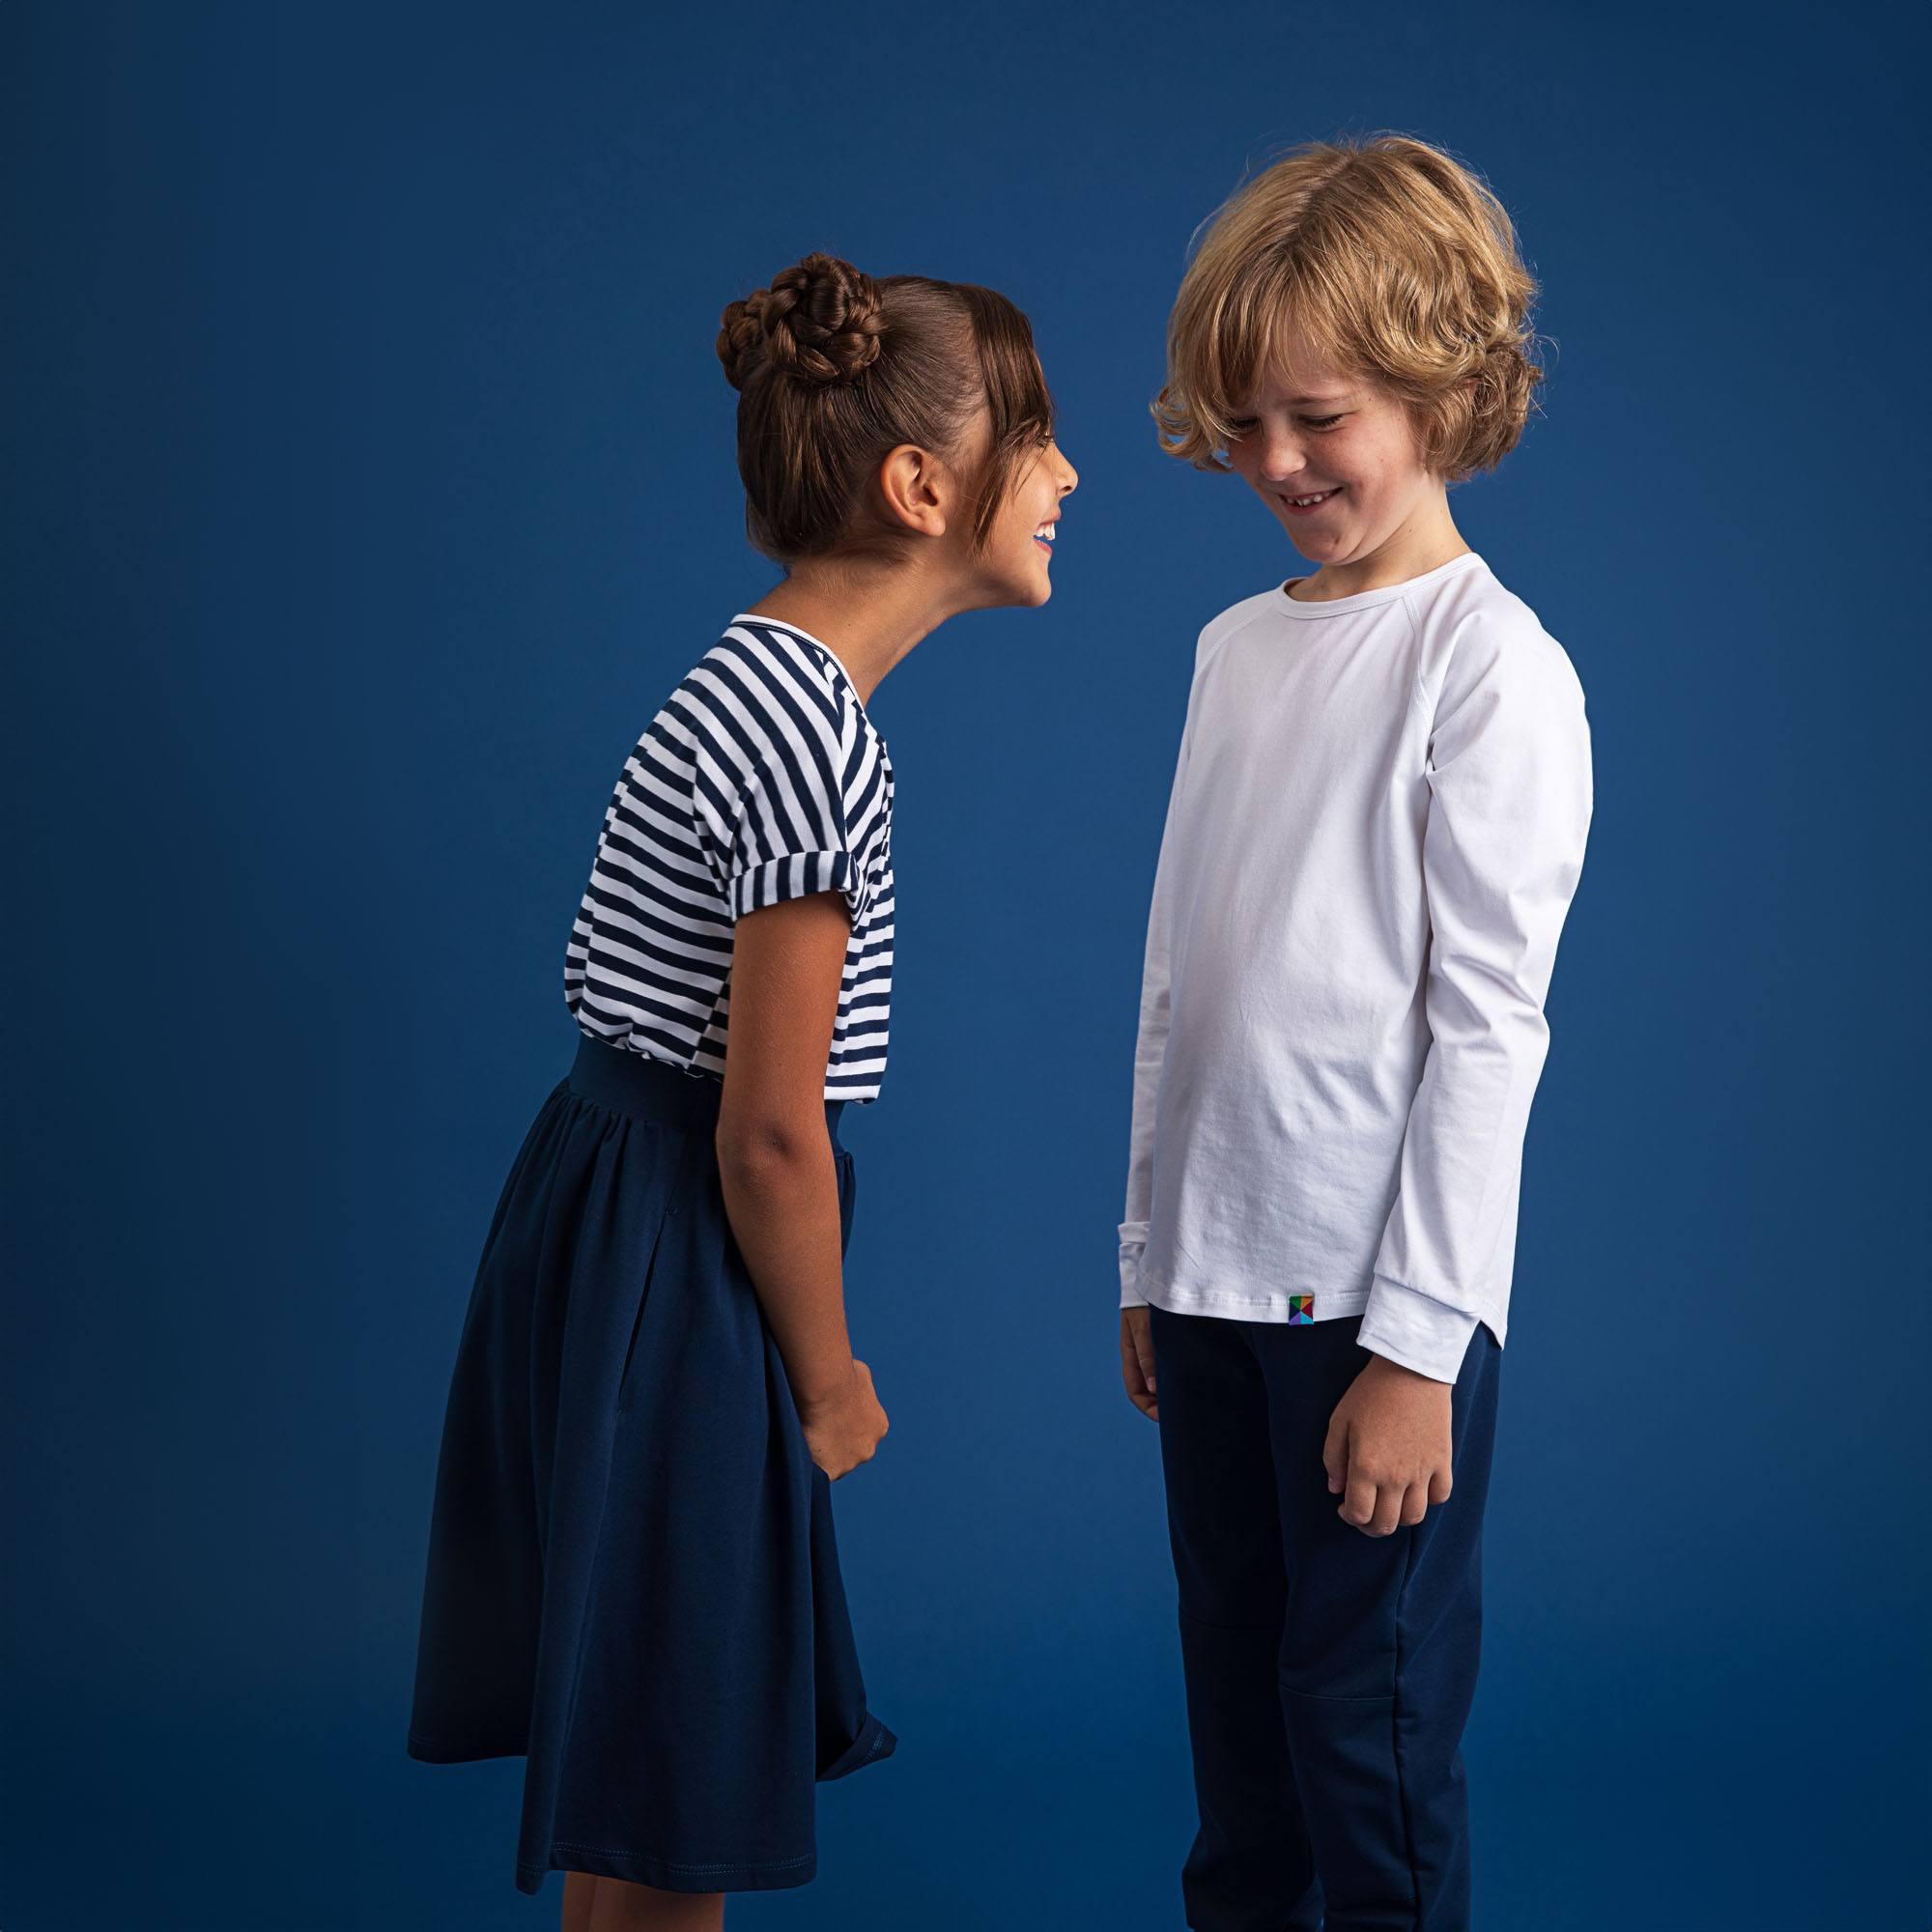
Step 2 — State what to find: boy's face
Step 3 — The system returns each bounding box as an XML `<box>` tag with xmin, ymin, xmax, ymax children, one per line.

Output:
<box><xmin>1222</xmin><ymin>337</ymin><xmax>1442</xmax><ymax>566</ymax></box>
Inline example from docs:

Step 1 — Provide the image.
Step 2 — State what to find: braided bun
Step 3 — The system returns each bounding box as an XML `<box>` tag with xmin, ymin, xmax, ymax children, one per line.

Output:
<box><xmin>717</xmin><ymin>251</ymin><xmax>886</xmax><ymax>391</ymax></box>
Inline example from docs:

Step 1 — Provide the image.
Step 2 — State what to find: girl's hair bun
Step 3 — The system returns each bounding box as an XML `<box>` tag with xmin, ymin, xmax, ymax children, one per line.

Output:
<box><xmin>717</xmin><ymin>251</ymin><xmax>886</xmax><ymax>391</ymax></box>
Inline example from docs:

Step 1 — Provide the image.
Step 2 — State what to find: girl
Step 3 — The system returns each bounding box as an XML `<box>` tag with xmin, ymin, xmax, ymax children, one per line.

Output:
<box><xmin>407</xmin><ymin>250</ymin><xmax>1077</xmax><ymax>1930</ymax></box>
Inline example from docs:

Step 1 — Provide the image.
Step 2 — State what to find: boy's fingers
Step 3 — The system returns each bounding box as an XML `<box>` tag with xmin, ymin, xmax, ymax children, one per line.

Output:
<box><xmin>1322</xmin><ymin>1418</ymin><xmax>1348</xmax><ymax>1494</ymax></box>
<box><xmin>1119</xmin><ymin>1328</ymin><xmax>1159</xmax><ymax>1420</ymax></box>
<box><xmin>1134</xmin><ymin>1331</ymin><xmax>1157</xmax><ymax>1397</ymax></box>
<box><xmin>1428</xmin><ymin>1465</ymin><xmax>1453</xmax><ymax>1506</ymax></box>
<box><xmin>1399</xmin><ymin>1482</ymin><xmax>1430</xmax><ymax>1528</ymax></box>
<box><xmin>1370</xmin><ymin>1482</ymin><xmax>1406</xmax><ymax>1537</ymax></box>
<box><xmin>1342</xmin><ymin>1470</ymin><xmax>1378</xmax><ymax>1529</ymax></box>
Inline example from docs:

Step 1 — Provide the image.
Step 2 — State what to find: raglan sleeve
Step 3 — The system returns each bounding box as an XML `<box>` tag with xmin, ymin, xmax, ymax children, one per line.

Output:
<box><xmin>1357</xmin><ymin>613</ymin><xmax>1594</xmax><ymax>1381</ymax></box>
<box><xmin>1118</xmin><ymin>635</ymin><xmax>1208</xmax><ymax>1310</ymax></box>
<box><xmin>704</xmin><ymin>678</ymin><xmax>885</xmax><ymax>929</ymax></box>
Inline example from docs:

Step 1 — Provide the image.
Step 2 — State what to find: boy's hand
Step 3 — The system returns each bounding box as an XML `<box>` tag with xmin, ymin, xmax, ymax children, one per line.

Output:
<box><xmin>1322</xmin><ymin>1355</ymin><xmax>1453</xmax><ymax>1535</ymax></box>
<box><xmin>1120</xmin><ymin>1307</ymin><xmax>1158</xmax><ymax>1421</ymax></box>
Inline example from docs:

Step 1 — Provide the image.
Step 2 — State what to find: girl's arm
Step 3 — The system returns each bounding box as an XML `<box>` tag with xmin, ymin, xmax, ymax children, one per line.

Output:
<box><xmin>717</xmin><ymin>888</ymin><xmax>887</xmax><ymax>1479</ymax></box>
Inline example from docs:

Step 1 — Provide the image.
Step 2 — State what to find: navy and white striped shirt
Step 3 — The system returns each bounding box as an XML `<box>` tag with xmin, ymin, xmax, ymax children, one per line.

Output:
<box><xmin>563</xmin><ymin>614</ymin><xmax>896</xmax><ymax>1101</ymax></box>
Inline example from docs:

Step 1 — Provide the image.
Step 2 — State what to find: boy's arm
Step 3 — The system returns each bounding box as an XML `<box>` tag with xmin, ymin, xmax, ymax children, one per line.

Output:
<box><xmin>1358</xmin><ymin>615</ymin><xmax>1595</xmax><ymax>1383</ymax></box>
<box><xmin>1119</xmin><ymin>673</ymin><xmax>1201</xmax><ymax>1314</ymax></box>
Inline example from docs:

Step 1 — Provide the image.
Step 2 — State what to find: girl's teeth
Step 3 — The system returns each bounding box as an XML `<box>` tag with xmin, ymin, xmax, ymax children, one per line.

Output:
<box><xmin>1290</xmin><ymin>489</ymin><xmax>1336</xmax><ymax>505</ymax></box>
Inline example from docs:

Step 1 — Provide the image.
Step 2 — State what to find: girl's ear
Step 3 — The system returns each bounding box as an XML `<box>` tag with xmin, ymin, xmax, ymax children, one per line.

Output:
<box><xmin>874</xmin><ymin>443</ymin><xmax>948</xmax><ymax>539</ymax></box>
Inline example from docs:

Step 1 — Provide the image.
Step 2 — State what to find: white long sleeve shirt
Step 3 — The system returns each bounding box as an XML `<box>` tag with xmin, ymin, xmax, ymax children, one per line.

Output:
<box><xmin>1118</xmin><ymin>551</ymin><xmax>1594</xmax><ymax>1383</ymax></box>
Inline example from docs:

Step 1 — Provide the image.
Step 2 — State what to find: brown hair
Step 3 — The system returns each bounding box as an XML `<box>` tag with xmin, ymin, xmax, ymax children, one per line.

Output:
<box><xmin>717</xmin><ymin>251</ymin><xmax>1055</xmax><ymax>563</ymax></box>
<box><xmin>1153</xmin><ymin>133</ymin><xmax>1548</xmax><ymax>482</ymax></box>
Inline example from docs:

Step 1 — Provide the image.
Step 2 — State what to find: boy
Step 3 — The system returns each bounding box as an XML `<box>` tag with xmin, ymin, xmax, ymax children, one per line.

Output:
<box><xmin>1118</xmin><ymin>134</ymin><xmax>1593</xmax><ymax>1931</ymax></box>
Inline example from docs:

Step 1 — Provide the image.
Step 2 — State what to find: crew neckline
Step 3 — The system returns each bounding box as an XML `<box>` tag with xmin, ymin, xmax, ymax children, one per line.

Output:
<box><xmin>730</xmin><ymin>611</ymin><xmax>880</xmax><ymax>736</ymax></box>
<box><xmin>1276</xmin><ymin>550</ymin><xmax>1484</xmax><ymax>618</ymax></box>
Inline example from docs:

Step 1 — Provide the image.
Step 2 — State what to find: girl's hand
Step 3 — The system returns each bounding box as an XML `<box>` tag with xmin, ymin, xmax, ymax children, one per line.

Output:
<box><xmin>1120</xmin><ymin>1307</ymin><xmax>1158</xmax><ymax>1421</ymax></box>
<box><xmin>1321</xmin><ymin>1355</ymin><xmax>1453</xmax><ymax>1535</ymax></box>
<box><xmin>799</xmin><ymin>1358</ymin><xmax>888</xmax><ymax>1480</ymax></box>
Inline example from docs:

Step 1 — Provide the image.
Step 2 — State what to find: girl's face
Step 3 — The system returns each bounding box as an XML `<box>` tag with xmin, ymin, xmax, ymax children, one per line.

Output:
<box><xmin>1222</xmin><ymin>335</ymin><xmax>1443</xmax><ymax>568</ymax></box>
<box><xmin>964</xmin><ymin>425</ymin><xmax>1080</xmax><ymax>610</ymax></box>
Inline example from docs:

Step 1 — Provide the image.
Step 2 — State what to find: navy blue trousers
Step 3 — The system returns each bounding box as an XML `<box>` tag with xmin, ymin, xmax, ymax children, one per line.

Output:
<box><xmin>1149</xmin><ymin>1306</ymin><xmax>1500</xmax><ymax>1932</ymax></box>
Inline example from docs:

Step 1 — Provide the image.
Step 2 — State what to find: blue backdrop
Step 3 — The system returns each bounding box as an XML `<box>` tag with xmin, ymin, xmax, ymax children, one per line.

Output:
<box><xmin>6</xmin><ymin>5</ymin><xmax>1926</xmax><ymax>1928</ymax></box>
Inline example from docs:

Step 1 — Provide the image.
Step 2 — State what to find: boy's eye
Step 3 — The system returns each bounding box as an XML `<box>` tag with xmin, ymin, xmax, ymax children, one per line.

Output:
<box><xmin>1225</xmin><ymin>413</ymin><xmax>1344</xmax><ymax>437</ymax></box>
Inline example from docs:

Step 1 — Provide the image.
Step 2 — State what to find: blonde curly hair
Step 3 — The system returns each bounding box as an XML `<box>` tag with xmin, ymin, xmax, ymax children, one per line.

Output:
<box><xmin>1153</xmin><ymin>132</ymin><xmax>1548</xmax><ymax>482</ymax></box>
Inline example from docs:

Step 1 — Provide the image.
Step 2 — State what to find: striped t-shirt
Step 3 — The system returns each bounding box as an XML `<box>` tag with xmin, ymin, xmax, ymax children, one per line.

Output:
<box><xmin>563</xmin><ymin>613</ymin><xmax>896</xmax><ymax>1101</ymax></box>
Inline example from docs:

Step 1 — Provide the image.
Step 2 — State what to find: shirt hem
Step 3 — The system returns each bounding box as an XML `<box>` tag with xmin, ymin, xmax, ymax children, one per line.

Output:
<box><xmin>1140</xmin><ymin>1275</ymin><xmax>1372</xmax><ymax>1325</ymax></box>
<box><xmin>1139</xmin><ymin>1264</ymin><xmax>1508</xmax><ymax>1344</ymax></box>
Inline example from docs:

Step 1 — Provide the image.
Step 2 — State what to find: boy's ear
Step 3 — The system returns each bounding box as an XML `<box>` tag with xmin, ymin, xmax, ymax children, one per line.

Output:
<box><xmin>874</xmin><ymin>443</ymin><xmax>948</xmax><ymax>538</ymax></box>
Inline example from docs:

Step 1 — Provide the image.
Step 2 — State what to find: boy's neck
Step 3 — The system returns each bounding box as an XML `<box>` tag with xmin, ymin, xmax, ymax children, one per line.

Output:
<box><xmin>1286</xmin><ymin>505</ymin><xmax>1472</xmax><ymax>603</ymax></box>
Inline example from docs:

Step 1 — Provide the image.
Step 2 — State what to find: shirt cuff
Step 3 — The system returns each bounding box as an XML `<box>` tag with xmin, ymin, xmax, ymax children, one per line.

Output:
<box><xmin>726</xmin><ymin>849</ymin><xmax>866</xmax><ymax>924</ymax></box>
<box><xmin>1118</xmin><ymin>1224</ymin><xmax>1151</xmax><ymax>1310</ymax></box>
<box><xmin>1356</xmin><ymin>1275</ymin><xmax>1480</xmax><ymax>1383</ymax></box>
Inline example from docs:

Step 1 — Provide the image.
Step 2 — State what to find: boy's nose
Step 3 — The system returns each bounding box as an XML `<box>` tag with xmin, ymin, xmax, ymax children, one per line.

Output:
<box><xmin>1261</xmin><ymin>444</ymin><xmax>1309</xmax><ymax>483</ymax></box>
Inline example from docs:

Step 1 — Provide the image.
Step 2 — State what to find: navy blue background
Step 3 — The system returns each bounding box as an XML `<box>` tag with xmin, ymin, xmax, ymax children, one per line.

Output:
<box><xmin>6</xmin><ymin>5</ymin><xmax>1926</xmax><ymax>1928</ymax></box>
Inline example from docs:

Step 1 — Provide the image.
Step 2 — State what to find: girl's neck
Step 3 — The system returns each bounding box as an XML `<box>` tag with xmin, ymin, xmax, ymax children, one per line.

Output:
<box><xmin>742</xmin><ymin>563</ymin><xmax>952</xmax><ymax>710</ymax></box>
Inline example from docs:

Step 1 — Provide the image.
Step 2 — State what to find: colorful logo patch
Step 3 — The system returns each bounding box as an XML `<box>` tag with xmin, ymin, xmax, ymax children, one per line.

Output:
<box><xmin>1288</xmin><ymin>1293</ymin><xmax>1315</xmax><ymax>1324</ymax></box>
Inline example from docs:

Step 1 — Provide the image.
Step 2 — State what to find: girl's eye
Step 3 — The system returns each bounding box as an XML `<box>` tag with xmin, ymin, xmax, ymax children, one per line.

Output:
<box><xmin>1226</xmin><ymin>418</ymin><xmax>1258</xmax><ymax>437</ymax></box>
<box><xmin>1303</xmin><ymin>414</ymin><xmax>1345</xmax><ymax>431</ymax></box>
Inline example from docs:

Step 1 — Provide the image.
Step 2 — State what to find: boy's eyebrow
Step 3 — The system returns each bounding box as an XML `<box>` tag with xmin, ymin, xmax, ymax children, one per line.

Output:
<box><xmin>1238</xmin><ymin>389</ymin><xmax>1353</xmax><ymax>409</ymax></box>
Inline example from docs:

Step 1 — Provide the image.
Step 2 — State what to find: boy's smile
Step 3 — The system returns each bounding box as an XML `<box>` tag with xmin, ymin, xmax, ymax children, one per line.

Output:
<box><xmin>1278</xmin><ymin>484</ymin><xmax>1344</xmax><ymax>516</ymax></box>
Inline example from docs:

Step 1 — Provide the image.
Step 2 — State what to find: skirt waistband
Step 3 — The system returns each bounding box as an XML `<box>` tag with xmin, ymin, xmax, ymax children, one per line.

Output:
<box><xmin>566</xmin><ymin>1033</ymin><xmax>846</xmax><ymax>1149</ymax></box>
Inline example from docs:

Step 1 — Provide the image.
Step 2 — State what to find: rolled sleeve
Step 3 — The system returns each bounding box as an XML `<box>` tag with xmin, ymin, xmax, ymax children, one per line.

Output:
<box><xmin>721</xmin><ymin>738</ymin><xmax>874</xmax><ymax>928</ymax></box>
<box><xmin>727</xmin><ymin>847</ymin><xmax>867</xmax><ymax>923</ymax></box>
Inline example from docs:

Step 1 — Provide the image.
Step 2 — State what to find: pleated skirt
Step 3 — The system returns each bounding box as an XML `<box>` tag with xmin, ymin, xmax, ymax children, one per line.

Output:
<box><xmin>406</xmin><ymin>1031</ymin><xmax>895</xmax><ymax>1895</ymax></box>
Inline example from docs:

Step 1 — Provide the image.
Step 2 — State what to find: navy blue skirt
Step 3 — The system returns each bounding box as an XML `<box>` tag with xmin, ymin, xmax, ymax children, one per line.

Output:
<box><xmin>407</xmin><ymin>1032</ymin><xmax>895</xmax><ymax>1895</ymax></box>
